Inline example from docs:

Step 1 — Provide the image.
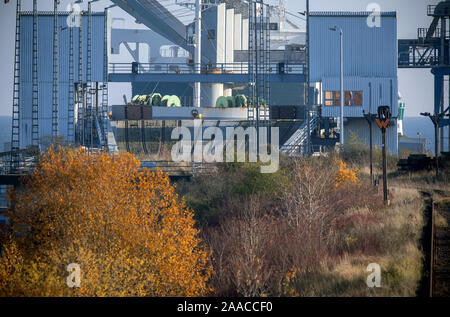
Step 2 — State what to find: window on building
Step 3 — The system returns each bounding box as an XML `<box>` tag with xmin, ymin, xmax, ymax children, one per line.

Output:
<box><xmin>324</xmin><ymin>91</ymin><xmax>334</xmax><ymax>106</ymax></box>
<box><xmin>324</xmin><ymin>90</ymin><xmax>363</xmax><ymax>106</ymax></box>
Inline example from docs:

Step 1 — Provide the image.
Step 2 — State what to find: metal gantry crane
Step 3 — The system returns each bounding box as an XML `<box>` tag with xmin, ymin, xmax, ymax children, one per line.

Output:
<box><xmin>398</xmin><ymin>1</ymin><xmax>450</xmax><ymax>175</ymax></box>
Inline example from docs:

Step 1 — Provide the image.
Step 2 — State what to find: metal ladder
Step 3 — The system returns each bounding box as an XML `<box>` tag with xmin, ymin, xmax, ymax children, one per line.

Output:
<box><xmin>52</xmin><ymin>0</ymin><xmax>59</xmax><ymax>138</ymax></box>
<box><xmin>258</xmin><ymin>1</ymin><xmax>265</xmax><ymax>110</ymax></box>
<box><xmin>86</xmin><ymin>3</ymin><xmax>93</xmax><ymax>148</ymax></box>
<box><xmin>264</xmin><ymin>9</ymin><xmax>271</xmax><ymax>128</ymax></box>
<box><xmin>32</xmin><ymin>0</ymin><xmax>39</xmax><ymax>147</ymax></box>
<box><xmin>68</xmin><ymin>19</ymin><xmax>75</xmax><ymax>143</ymax></box>
<box><xmin>248</xmin><ymin>1</ymin><xmax>256</xmax><ymax>121</ymax></box>
<box><xmin>101</xmin><ymin>8</ymin><xmax>110</xmax><ymax>149</ymax></box>
<box><xmin>10</xmin><ymin>0</ymin><xmax>21</xmax><ymax>171</ymax></box>
<box><xmin>77</xmin><ymin>11</ymin><xmax>84</xmax><ymax>145</ymax></box>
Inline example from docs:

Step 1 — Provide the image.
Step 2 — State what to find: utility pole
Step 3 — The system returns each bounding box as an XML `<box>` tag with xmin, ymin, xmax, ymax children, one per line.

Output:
<box><xmin>339</xmin><ymin>28</ymin><xmax>344</xmax><ymax>146</ymax></box>
<box><xmin>194</xmin><ymin>0</ymin><xmax>202</xmax><ymax>108</ymax></box>
<box><xmin>329</xmin><ymin>26</ymin><xmax>344</xmax><ymax>146</ymax></box>
<box><xmin>363</xmin><ymin>110</ymin><xmax>376</xmax><ymax>185</ymax></box>
<box><xmin>375</xmin><ymin>106</ymin><xmax>391</xmax><ymax>205</ymax></box>
<box><xmin>306</xmin><ymin>0</ymin><xmax>310</xmax><ymax>155</ymax></box>
<box><xmin>254</xmin><ymin>0</ymin><xmax>259</xmax><ymax>138</ymax></box>
<box><xmin>421</xmin><ymin>112</ymin><xmax>442</xmax><ymax>177</ymax></box>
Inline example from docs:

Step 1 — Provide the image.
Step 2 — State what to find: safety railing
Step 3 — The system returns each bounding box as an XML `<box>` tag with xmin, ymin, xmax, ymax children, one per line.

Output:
<box><xmin>418</xmin><ymin>27</ymin><xmax>450</xmax><ymax>40</ymax></box>
<box><xmin>109</xmin><ymin>62</ymin><xmax>306</xmax><ymax>75</ymax></box>
<box><xmin>398</xmin><ymin>42</ymin><xmax>440</xmax><ymax>68</ymax></box>
<box><xmin>280</xmin><ymin>112</ymin><xmax>319</xmax><ymax>156</ymax></box>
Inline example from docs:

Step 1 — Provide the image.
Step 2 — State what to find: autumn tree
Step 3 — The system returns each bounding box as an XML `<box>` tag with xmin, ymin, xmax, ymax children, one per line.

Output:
<box><xmin>0</xmin><ymin>147</ymin><xmax>212</xmax><ymax>297</ymax></box>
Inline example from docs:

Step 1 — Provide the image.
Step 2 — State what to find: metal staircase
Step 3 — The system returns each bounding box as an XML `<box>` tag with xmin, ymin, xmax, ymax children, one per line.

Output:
<box><xmin>280</xmin><ymin>113</ymin><xmax>318</xmax><ymax>156</ymax></box>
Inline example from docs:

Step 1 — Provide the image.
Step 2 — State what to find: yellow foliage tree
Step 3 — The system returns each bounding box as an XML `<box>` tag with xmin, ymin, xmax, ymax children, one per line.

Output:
<box><xmin>334</xmin><ymin>158</ymin><xmax>359</xmax><ymax>187</ymax></box>
<box><xmin>0</xmin><ymin>147</ymin><xmax>212</xmax><ymax>296</ymax></box>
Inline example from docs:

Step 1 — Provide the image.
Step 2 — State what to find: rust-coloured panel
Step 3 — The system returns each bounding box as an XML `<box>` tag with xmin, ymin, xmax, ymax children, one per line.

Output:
<box><xmin>126</xmin><ymin>106</ymin><xmax>143</xmax><ymax>120</ymax></box>
<box><xmin>142</xmin><ymin>106</ymin><xmax>153</xmax><ymax>120</ymax></box>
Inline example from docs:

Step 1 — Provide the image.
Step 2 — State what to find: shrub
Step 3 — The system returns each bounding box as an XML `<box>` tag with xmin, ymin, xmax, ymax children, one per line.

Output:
<box><xmin>1</xmin><ymin>147</ymin><xmax>212</xmax><ymax>297</ymax></box>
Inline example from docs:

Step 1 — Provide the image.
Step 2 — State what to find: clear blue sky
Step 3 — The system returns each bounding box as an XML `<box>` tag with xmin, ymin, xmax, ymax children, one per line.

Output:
<box><xmin>0</xmin><ymin>0</ymin><xmax>439</xmax><ymax>117</ymax></box>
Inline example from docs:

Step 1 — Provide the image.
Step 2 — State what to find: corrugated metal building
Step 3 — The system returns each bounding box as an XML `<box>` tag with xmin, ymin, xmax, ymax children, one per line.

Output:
<box><xmin>310</xmin><ymin>11</ymin><xmax>398</xmax><ymax>154</ymax></box>
<box><xmin>19</xmin><ymin>12</ymin><xmax>106</xmax><ymax>148</ymax></box>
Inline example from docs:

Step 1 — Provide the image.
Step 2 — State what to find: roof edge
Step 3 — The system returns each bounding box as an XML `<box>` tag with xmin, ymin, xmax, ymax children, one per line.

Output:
<box><xmin>309</xmin><ymin>11</ymin><xmax>396</xmax><ymax>17</ymax></box>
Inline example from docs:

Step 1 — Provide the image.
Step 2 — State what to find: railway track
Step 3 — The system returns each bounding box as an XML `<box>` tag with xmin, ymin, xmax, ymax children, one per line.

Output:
<box><xmin>430</xmin><ymin>197</ymin><xmax>450</xmax><ymax>297</ymax></box>
<box><xmin>421</xmin><ymin>191</ymin><xmax>450</xmax><ymax>297</ymax></box>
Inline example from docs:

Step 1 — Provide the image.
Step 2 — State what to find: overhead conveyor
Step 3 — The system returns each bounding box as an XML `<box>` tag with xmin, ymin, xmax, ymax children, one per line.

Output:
<box><xmin>109</xmin><ymin>0</ymin><xmax>192</xmax><ymax>54</ymax></box>
<box><xmin>398</xmin><ymin>1</ymin><xmax>450</xmax><ymax>157</ymax></box>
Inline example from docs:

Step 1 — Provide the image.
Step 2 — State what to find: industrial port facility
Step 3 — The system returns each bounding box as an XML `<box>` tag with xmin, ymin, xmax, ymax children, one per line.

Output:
<box><xmin>2</xmin><ymin>0</ymin><xmax>450</xmax><ymax>300</ymax></box>
<box><xmin>0</xmin><ymin>0</ymin><xmax>449</xmax><ymax>172</ymax></box>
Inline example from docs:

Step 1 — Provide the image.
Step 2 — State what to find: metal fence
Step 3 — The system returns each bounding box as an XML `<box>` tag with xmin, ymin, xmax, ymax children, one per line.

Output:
<box><xmin>109</xmin><ymin>62</ymin><xmax>306</xmax><ymax>75</ymax></box>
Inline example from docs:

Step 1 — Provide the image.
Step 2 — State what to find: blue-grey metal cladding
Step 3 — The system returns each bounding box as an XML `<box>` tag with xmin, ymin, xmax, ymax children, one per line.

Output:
<box><xmin>309</xmin><ymin>12</ymin><xmax>397</xmax><ymax>81</ymax></box>
<box><xmin>309</xmin><ymin>12</ymin><xmax>398</xmax><ymax>154</ymax></box>
<box><xmin>19</xmin><ymin>12</ymin><xmax>105</xmax><ymax>148</ymax></box>
<box><xmin>321</xmin><ymin>76</ymin><xmax>398</xmax><ymax>118</ymax></box>
<box><xmin>344</xmin><ymin>118</ymin><xmax>398</xmax><ymax>155</ymax></box>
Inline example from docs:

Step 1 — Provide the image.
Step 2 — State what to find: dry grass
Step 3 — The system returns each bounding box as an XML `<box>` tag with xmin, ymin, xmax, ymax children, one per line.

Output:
<box><xmin>289</xmin><ymin>179</ymin><xmax>425</xmax><ymax>297</ymax></box>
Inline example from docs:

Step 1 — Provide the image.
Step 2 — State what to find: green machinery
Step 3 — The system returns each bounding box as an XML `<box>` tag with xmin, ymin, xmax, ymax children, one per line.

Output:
<box><xmin>215</xmin><ymin>94</ymin><xmax>255</xmax><ymax>108</ymax></box>
<box><xmin>130</xmin><ymin>93</ymin><xmax>180</xmax><ymax>107</ymax></box>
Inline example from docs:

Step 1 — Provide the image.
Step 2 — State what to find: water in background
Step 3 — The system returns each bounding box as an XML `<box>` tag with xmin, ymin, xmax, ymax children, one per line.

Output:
<box><xmin>402</xmin><ymin>116</ymin><xmax>446</xmax><ymax>155</ymax></box>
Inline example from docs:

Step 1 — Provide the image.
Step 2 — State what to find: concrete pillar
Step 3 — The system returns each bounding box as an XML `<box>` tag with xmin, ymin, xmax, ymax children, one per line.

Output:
<box><xmin>225</xmin><ymin>8</ymin><xmax>234</xmax><ymax>67</ymax></box>
<box><xmin>234</xmin><ymin>13</ymin><xmax>242</xmax><ymax>51</ymax></box>
<box><xmin>216</xmin><ymin>4</ymin><xmax>226</xmax><ymax>64</ymax></box>
<box><xmin>223</xmin><ymin>86</ymin><xmax>232</xmax><ymax>97</ymax></box>
<box><xmin>242</xmin><ymin>18</ymin><xmax>249</xmax><ymax>51</ymax></box>
<box><xmin>202</xmin><ymin>83</ymin><xmax>224</xmax><ymax>107</ymax></box>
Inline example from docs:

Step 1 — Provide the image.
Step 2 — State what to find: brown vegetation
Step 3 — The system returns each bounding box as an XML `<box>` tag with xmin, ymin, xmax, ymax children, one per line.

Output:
<box><xmin>0</xmin><ymin>147</ymin><xmax>211</xmax><ymax>297</ymax></box>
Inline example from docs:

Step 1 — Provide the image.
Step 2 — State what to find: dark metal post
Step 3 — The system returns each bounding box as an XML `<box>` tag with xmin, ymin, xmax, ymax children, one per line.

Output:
<box><xmin>434</xmin><ymin>117</ymin><xmax>439</xmax><ymax>177</ymax></box>
<box><xmin>364</xmin><ymin>83</ymin><xmax>375</xmax><ymax>185</ymax></box>
<box><xmin>421</xmin><ymin>112</ymin><xmax>440</xmax><ymax>177</ymax></box>
<box><xmin>382</xmin><ymin>126</ymin><xmax>387</xmax><ymax>204</ymax></box>
<box><xmin>430</xmin><ymin>199</ymin><xmax>435</xmax><ymax>297</ymax></box>
<box><xmin>306</xmin><ymin>0</ymin><xmax>310</xmax><ymax>155</ymax></box>
<box><xmin>376</xmin><ymin>106</ymin><xmax>391</xmax><ymax>205</ymax></box>
<box><xmin>363</xmin><ymin>112</ymin><xmax>374</xmax><ymax>184</ymax></box>
<box><xmin>254</xmin><ymin>1</ymin><xmax>259</xmax><ymax>140</ymax></box>
<box><xmin>369</xmin><ymin>119</ymin><xmax>373</xmax><ymax>183</ymax></box>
